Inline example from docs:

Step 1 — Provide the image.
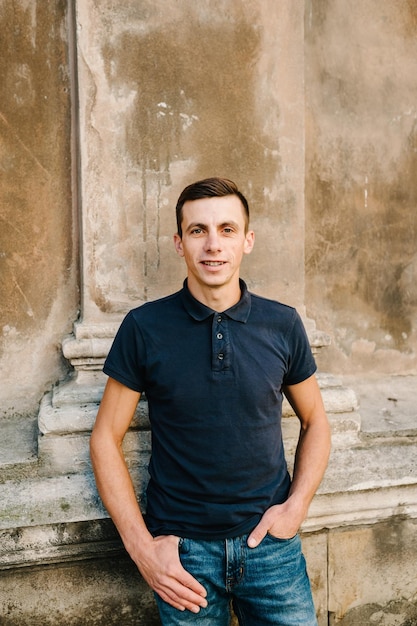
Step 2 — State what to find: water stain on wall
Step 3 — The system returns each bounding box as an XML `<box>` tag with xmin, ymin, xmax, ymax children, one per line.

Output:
<box><xmin>305</xmin><ymin>0</ymin><xmax>417</xmax><ymax>363</ymax></box>
<box><xmin>0</xmin><ymin>1</ymin><xmax>77</xmax><ymax>401</ymax></box>
<box><xmin>0</xmin><ymin>1</ymin><xmax>74</xmax><ymax>340</ymax></box>
<box><xmin>85</xmin><ymin>3</ymin><xmax>284</xmax><ymax>313</ymax></box>
<box><xmin>307</xmin><ymin>134</ymin><xmax>417</xmax><ymax>347</ymax></box>
<box><xmin>102</xmin><ymin>14</ymin><xmax>275</xmax><ymax>204</ymax></box>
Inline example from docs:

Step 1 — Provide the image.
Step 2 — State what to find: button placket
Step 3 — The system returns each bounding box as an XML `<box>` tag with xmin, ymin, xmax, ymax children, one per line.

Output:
<box><xmin>212</xmin><ymin>314</ymin><xmax>229</xmax><ymax>370</ymax></box>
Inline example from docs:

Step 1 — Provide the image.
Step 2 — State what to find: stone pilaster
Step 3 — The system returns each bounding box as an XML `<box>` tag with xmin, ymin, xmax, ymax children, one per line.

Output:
<box><xmin>37</xmin><ymin>0</ymin><xmax>361</xmax><ymax>477</ymax></box>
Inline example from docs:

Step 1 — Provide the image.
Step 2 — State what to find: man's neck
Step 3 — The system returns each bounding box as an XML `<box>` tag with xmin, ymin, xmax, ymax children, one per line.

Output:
<box><xmin>186</xmin><ymin>278</ymin><xmax>241</xmax><ymax>312</ymax></box>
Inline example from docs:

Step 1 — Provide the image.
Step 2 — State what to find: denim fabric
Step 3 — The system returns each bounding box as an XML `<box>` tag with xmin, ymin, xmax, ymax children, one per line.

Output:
<box><xmin>155</xmin><ymin>534</ymin><xmax>318</xmax><ymax>626</ymax></box>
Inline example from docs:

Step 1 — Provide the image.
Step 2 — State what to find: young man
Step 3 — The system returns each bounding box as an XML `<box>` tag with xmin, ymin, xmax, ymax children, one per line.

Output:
<box><xmin>90</xmin><ymin>177</ymin><xmax>331</xmax><ymax>625</ymax></box>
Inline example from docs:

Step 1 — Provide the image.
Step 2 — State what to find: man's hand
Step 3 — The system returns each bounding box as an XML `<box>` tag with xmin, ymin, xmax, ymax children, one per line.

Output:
<box><xmin>247</xmin><ymin>496</ymin><xmax>305</xmax><ymax>548</ymax></box>
<box><xmin>132</xmin><ymin>534</ymin><xmax>208</xmax><ymax>613</ymax></box>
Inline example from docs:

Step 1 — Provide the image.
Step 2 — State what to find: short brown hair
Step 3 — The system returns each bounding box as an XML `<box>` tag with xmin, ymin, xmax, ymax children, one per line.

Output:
<box><xmin>175</xmin><ymin>177</ymin><xmax>250</xmax><ymax>237</ymax></box>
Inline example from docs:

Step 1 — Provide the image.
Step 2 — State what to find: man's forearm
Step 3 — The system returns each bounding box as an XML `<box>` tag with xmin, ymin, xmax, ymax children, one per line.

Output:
<box><xmin>90</xmin><ymin>378</ymin><xmax>208</xmax><ymax>612</ymax></box>
<box><xmin>90</xmin><ymin>431</ymin><xmax>153</xmax><ymax>555</ymax></box>
<box><xmin>288</xmin><ymin>415</ymin><xmax>331</xmax><ymax>517</ymax></box>
<box><xmin>284</xmin><ymin>375</ymin><xmax>331</xmax><ymax>516</ymax></box>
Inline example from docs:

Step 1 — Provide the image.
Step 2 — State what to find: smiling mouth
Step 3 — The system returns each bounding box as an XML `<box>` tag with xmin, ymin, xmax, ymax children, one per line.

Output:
<box><xmin>201</xmin><ymin>261</ymin><xmax>226</xmax><ymax>266</ymax></box>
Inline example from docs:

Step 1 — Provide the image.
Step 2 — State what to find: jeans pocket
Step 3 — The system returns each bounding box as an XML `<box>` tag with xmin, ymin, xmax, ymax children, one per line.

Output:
<box><xmin>265</xmin><ymin>532</ymin><xmax>298</xmax><ymax>544</ymax></box>
<box><xmin>178</xmin><ymin>537</ymin><xmax>190</xmax><ymax>554</ymax></box>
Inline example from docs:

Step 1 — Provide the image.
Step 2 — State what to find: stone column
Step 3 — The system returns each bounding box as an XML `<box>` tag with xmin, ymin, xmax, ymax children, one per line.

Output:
<box><xmin>38</xmin><ymin>0</ymin><xmax>358</xmax><ymax>477</ymax></box>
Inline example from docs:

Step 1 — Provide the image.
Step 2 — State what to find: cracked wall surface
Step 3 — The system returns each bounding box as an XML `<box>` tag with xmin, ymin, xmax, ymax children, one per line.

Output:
<box><xmin>76</xmin><ymin>0</ymin><xmax>306</xmax><ymax>321</ymax></box>
<box><xmin>305</xmin><ymin>0</ymin><xmax>417</xmax><ymax>374</ymax></box>
<box><xmin>1</xmin><ymin>0</ymin><xmax>417</xmax><ymax>417</ymax></box>
<box><xmin>0</xmin><ymin>1</ymin><xmax>78</xmax><ymax>415</ymax></box>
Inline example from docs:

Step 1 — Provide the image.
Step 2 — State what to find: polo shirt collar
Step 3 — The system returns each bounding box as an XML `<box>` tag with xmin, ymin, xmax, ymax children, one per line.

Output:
<box><xmin>181</xmin><ymin>279</ymin><xmax>251</xmax><ymax>323</ymax></box>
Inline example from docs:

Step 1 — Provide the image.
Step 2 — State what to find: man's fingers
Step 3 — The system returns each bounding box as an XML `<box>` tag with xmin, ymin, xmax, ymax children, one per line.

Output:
<box><xmin>178</xmin><ymin>569</ymin><xmax>207</xmax><ymax>598</ymax></box>
<box><xmin>247</xmin><ymin>521</ymin><xmax>268</xmax><ymax>548</ymax></box>
<box><xmin>155</xmin><ymin>559</ymin><xmax>208</xmax><ymax>611</ymax></box>
<box><xmin>156</xmin><ymin>575</ymin><xmax>208</xmax><ymax>613</ymax></box>
<box><xmin>135</xmin><ymin>534</ymin><xmax>208</xmax><ymax>613</ymax></box>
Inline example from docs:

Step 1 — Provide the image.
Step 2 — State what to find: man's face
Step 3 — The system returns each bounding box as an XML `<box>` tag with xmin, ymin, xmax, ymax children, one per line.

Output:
<box><xmin>174</xmin><ymin>195</ymin><xmax>255</xmax><ymax>296</ymax></box>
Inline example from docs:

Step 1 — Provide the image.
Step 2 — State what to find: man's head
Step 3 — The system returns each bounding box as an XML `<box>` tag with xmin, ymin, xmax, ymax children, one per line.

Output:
<box><xmin>173</xmin><ymin>178</ymin><xmax>255</xmax><ymax>309</ymax></box>
<box><xmin>176</xmin><ymin>177</ymin><xmax>250</xmax><ymax>238</ymax></box>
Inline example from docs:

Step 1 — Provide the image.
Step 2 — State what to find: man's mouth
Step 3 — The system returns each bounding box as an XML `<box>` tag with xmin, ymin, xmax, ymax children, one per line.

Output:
<box><xmin>201</xmin><ymin>261</ymin><xmax>225</xmax><ymax>266</ymax></box>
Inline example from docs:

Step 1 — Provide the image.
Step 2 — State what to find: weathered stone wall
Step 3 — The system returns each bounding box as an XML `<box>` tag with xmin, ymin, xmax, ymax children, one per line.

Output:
<box><xmin>0</xmin><ymin>1</ymin><xmax>78</xmax><ymax>416</ymax></box>
<box><xmin>305</xmin><ymin>0</ymin><xmax>417</xmax><ymax>375</ymax></box>
<box><xmin>75</xmin><ymin>0</ymin><xmax>307</xmax><ymax>328</ymax></box>
<box><xmin>1</xmin><ymin>2</ymin><xmax>417</xmax><ymax>625</ymax></box>
<box><xmin>2</xmin><ymin>517</ymin><xmax>417</xmax><ymax>625</ymax></box>
<box><xmin>1</xmin><ymin>0</ymin><xmax>416</xmax><ymax>417</ymax></box>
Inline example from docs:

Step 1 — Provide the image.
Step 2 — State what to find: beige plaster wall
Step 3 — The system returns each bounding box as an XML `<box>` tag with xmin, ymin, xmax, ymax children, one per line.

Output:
<box><xmin>0</xmin><ymin>1</ymin><xmax>78</xmax><ymax>416</ymax></box>
<box><xmin>1</xmin><ymin>1</ymin><xmax>417</xmax><ymax>415</ymax></box>
<box><xmin>305</xmin><ymin>0</ymin><xmax>417</xmax><ymax>375</ymax></box>
<box><xmin>328</xmin><ymin>518</ymin><xmax>417</xmax><ymax>623</ymax></box>
<box><xmin>76</xmin><ymin>0</ymin><xmax>307</xmax><ymax>326</ymax></box>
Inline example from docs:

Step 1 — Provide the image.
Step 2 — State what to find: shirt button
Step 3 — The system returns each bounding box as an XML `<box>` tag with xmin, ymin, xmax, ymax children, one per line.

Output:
<box><xmin>217</xmin><ymin>333</ymin><xmax>223</xmax><ymax>340</ymax></box>
<box><xmin>217</xmin><ymin>316</ymin><xmax>222</xmax><ymax>322</ymax></box>
<box><xmin>218</xmin><ymin>353</ymin><xmax>224</xmax><ymax>360</ymax></box>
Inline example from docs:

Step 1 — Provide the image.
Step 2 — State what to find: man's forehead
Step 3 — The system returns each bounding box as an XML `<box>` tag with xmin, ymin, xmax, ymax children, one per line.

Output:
<box><xmin>181</xmin><ymin>195</ymin><xmax>247</xmax><ymax>222</ymax></box>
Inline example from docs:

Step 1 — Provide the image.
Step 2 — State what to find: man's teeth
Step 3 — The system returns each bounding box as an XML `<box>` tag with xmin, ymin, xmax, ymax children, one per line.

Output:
<box><xmin>203</xmin><ymin>261</ymin><xmax>224</xmax><ymax>266</ymax></box>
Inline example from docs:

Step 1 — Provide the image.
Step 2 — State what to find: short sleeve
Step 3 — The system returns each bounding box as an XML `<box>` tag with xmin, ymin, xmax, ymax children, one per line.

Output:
<box><xmin>103</xmin><ymin>310</ymin><xmax>146</xmax><ymax>392</ymax></box>
<box><xmin>283</xmin><ymin>310</ymin><xmax>317</xmax><ymax>386</ymax></box>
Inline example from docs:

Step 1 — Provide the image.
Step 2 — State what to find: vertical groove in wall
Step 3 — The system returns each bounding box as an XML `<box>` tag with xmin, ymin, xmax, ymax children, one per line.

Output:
<box><xmin>67</xmin><ymin>0</ymin><xmax>82</xmax><ymax>319</ymax></box>
<box><xmin>326</xmin><ymin>529</ymin><xmax>331</xmax><ymax>626</ymax></box>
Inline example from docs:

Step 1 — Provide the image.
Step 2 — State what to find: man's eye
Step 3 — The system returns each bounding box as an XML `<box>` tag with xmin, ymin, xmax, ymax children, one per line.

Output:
<box><xmin>191</xmin><ymin>228</ymin><xmax>203</xmax><ymax>235</ymax></box>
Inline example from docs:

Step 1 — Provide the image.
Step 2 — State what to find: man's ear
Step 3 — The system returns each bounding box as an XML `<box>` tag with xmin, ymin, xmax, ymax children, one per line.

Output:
<box><xmin>244</xmin><ymin>230</ymin><xmax>255</xmax><ymax>255</ymax></box>
<box><xmin>173</xmin><ymin>233</ymin><xmax>184</xmax><ymax>257</ymax></box>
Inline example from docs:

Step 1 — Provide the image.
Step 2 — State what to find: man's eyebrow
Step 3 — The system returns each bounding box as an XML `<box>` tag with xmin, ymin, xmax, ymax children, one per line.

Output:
<box><xmin>219</xmin><ymin>221</ymin><xmax>240</xmax><ymax>229</ymax></box>
<box><xmin>185</xmin><ymin>222</ymin><xmax>207</xmax><ymax>232</ymax></box>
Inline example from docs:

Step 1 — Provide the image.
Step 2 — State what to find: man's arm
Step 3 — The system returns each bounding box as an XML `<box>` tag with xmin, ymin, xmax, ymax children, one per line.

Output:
<box><xmin>90</xmin><ymin>377</ymin><xmax>207</xmax><ymax>613</ymax></box>
<box><xmin>247</xmin><ymin>374</ymin><xmax>331</xmax><ymax>547</ymax></box>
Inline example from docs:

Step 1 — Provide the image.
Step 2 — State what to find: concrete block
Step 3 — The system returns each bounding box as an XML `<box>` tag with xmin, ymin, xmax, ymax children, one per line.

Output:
<box><xmin>328</xmin><ymin>518</ymin><xmax>417</xmax><ymax>622</ymax></box>
<box><xmin>328</xmin><ymin>599</ymin><xmax>417</xmax><ymax>626</ymax></box>
<box><xmin>0</xmin><ymin>554</ymin><xmax>160</xmax><ymax>625</ymax></box>
<box><xmin>0</xmin><ymin>474</ymin><xmax>107</xmax><ymax>533</ymax></box>
<box><xmin>38</xmin><ymin>390</ymin><xmax>150</xmax><ymax>436</ymax></box>
<box><xmin>345</xmin><ymin>375</ymin><xmax>417</xmax><ymax>438</ymax></box>
<box><xmin>38</xmin><ymin>429</ymin><xmax>151</xmax><ymax>477</ymax></box>
<box><xmin>0</xmin><ymin>519</ymin><xmax>119</xmax><ymax>569</ymax></box>
<box><xmin>301</xmin><ymin>532</ymin><xmax>328</xmax><ymax>626</ymax></box>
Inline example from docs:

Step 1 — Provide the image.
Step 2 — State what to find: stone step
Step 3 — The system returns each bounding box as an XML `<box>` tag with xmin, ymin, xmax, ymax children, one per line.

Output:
<box><xmin>1</xmin><ymin>435</ymin><xmax>416</xmax><ymax>567</ymax></box>
<box><xmin>0</xmin><ymin>416</ymin><xmax>38</xmax><ymax>467</ymax></box>
<box><xmin>344</xmin><ymin>374</ymin><xmax>417</xmax><ymax>438</ymax></box>
<box><xmin>0</xmin><ymin>416</ymin><xmax>39</xmax><ymax>483</ymax></box>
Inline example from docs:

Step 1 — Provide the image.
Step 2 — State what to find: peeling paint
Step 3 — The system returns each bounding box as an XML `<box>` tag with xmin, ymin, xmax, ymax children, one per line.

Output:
<box><xmin>81</xmin><ymin>2</ymin><xmax>287</xmax><ymax>313</ymax></box>
<box><xmin>0</xmin><ymin>1</ymin><xmax>78</xmax><ymax>413</ymax></box>
<box><xmin>305</xmin><ymin>0</ymin><xmax>417</xmax><ymax>372</ymax></box>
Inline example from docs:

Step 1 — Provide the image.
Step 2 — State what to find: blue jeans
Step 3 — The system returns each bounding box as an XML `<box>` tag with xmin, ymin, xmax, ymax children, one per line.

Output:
<box><xmin>155</xmin><ymin>534</ymin><xmax>317</xmax><ymax>625</ymax></box>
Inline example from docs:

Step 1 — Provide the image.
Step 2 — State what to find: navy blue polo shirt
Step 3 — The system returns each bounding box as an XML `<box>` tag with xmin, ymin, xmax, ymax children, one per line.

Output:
<box><xmin>103</xmin><ymin>280</ymin><xmax>316</xmax><ymax>540</ymax></box>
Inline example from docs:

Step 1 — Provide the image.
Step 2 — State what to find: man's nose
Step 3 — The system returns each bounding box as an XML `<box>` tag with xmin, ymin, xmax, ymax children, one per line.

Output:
<box><xmin>205</xmin><ymin>230</ymin><xmax>221</xmax><ymax>250</ymax></box>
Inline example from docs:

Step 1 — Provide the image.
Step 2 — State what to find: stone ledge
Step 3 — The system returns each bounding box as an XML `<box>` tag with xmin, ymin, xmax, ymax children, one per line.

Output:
<box><xmin>345</xmin><ymin>374</ymin><xmax>417</xmax><ymax>438</ymax></box>
<box><xmin>35</xmin><ymin>371</ymin><xmax>361</xmax><ymax>477</ymax></box>
<box><xmin>305</xmin><ymin>481</ymin><xmax>417</xmax><ymax>532</ymax></box>
<box><xmin>1</xmin><ymin>374</ymin><xmax>416</xmax><ymax>575</ymax></box>
<box><xmin>1</xmin><ymin>435</ymin><xmax>417</xmax><ymax>569</ymax></box>
<box><xmin>1</xmin><ymin>473</ymin><xmax>416</xmax><ymax>570</ymax></box>
<box><xmin>0</xmin><ymin>518</ymin><xmax>121</xmax><ymax>570</ymax></box>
